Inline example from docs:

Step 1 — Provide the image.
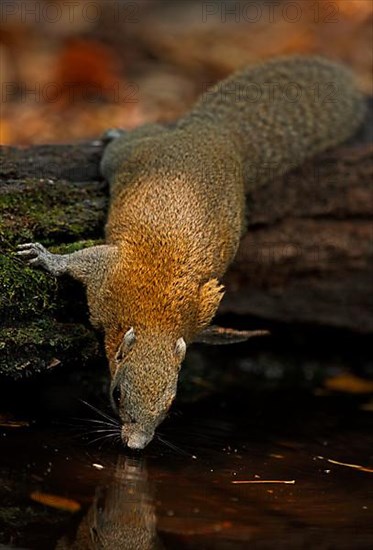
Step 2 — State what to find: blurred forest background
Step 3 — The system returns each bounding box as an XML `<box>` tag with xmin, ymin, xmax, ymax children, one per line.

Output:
<box><xmin>1</xmin><ymin>0</ymin><xmax>372</xmax><ymax>145</ymax></box>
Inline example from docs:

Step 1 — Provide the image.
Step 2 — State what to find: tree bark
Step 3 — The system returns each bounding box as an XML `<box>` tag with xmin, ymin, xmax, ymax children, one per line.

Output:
<box><xmin>0</xmin><ymin>107</ymin><xmax>372</xmax><ymax>378</ymax></box>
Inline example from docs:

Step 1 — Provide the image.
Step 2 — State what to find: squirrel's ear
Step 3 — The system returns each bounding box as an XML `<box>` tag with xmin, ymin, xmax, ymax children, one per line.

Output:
<box><xmin>196</xmin><ymin>279</ymin><xmax>225</xmax><ymax>331</ymax></box>
<box><xmin>115</xmin><ymin>327</ymin><xmax>136</xmax><ymax>362</ymax></box>
<box><xmin>194</xmin><ymin>325</ymin><xmax>270</xmax><ymax>345</ymax></box>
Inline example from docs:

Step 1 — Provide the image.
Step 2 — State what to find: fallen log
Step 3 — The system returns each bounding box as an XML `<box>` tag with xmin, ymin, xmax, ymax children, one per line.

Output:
<box><xmin>0</xmin><ymin>107</ymin><xmax>372</xmax><ymax>378</ymax></box>
<box><xmin>222</xmin><ymin>144</ymin><xmax>373</xmax><ymax>333</ymax></box>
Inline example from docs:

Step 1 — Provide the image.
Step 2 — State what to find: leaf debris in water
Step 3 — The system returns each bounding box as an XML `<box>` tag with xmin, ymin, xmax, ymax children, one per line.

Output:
<box><xmin>326</xmin><ymin>458</ymin><xmax>373</xmax><ymax>473</ymax></box>
<box><xmin>360</xmin><ymin>400</ymin><xmax>373</xmax><ymax>412</ymax></box>
<box><xmin>0</xmin><ymin>415</ymin><xmax>30</xmax><ymax>428</ymax></box>
<box><xmin>232</xmin><ymin>480</ymin><xmax>295</xmax><ymax>485</ymax></box>
<box><xmin>324</xmin><ymin>373</ymin><xmax>373</xmax><ymax>394</ymax></box>
<box><xmin>30</xmin><ymin>491</ymin><xmax>81</xmax><ymax>512</ymax></box>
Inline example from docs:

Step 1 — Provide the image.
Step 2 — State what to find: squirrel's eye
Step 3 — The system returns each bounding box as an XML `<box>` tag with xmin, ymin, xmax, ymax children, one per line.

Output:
<box><xmin>112</xmin><ymin>385</ymin><xmax>121</xmax><ymax>410</ymax></box>
<box><xmin>90</xmin><ymin>527</ymin><xmax>99</xmax><ymax>543</ymax></box>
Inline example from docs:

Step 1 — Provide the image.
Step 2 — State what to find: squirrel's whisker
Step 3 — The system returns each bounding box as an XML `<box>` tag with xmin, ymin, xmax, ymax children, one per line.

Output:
<box><xmin>79</xmin><ymin>399</ymin><xmax>118</xmax><ymax>425</ymax></box>
<box><xmin>157</xmin><ymin>435</ymin><xmax>193</xmax><ymax>457</ymax></box>
<box><xmin>88</xmin><ymin>432</ymin><xmax>121</xmax><ymax>447</ymax></box>
<box><xmin>73</xmin><ymin>416</ymin><xmax>120</xmax><ymax>428</ymax></box>
<box><xmin>86</xmin><ymin>428</ymin><xmax>121</xmax><ymax>436</ymax></box>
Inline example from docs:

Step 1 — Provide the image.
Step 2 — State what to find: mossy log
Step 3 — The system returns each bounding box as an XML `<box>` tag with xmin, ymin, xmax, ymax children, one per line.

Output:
<box><xmin>1</xmin><ymin>108</ymin><xmax>372</xmax><ymax>379</ymax></box>
<box><xmin>0</xmin><ymin>143</ymin><xmax>107</xmax><ymax>378</ymax></box>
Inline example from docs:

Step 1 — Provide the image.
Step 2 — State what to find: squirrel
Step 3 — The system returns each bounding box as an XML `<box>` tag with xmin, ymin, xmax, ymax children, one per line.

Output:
<box><xmin>17</xmin><ymin>56</ymin><xmax>364</xmax><ymax>450</ymax></box>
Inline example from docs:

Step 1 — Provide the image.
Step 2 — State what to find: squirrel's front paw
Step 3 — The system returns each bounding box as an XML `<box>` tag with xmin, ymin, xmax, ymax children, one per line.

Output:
<box><xmin>16</xmin><ymin>242</ymin><xmax>52</xmax><ymax>270</ymax></box>
<box><xmin>17</xmin><ymin>243</ymin><xmax>68</xmax><ymax>276</ymax></box>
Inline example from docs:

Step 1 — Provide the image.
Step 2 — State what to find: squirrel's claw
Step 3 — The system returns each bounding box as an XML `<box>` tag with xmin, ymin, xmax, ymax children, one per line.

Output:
<box><xmin>16</xmin><ymin>242</ymin><xmax>48</xmax><ymax>264</ymax></box>
<box><xmin>16</xmin><ymin>242</ymin><xmax>56</xmax><ymax>273</ymax></box>
<box><xmin>17</xmin><ymin>242</ymin><xmax>46</xmax><ymax>254</ymax></box>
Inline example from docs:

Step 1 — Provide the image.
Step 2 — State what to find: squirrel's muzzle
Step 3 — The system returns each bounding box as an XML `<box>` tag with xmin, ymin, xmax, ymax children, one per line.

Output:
<box><xmin>121</xmin><ymin>424</ymin><xmax>154</xmax><ymax>450</ymax></box>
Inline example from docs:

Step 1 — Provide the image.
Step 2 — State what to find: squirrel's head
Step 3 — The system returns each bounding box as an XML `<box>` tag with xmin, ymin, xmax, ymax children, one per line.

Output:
<box><xmin>101</xmin><ymin>276</ymin><xmax>225</xmax><ymax>449</ymax></box>
<box><xmin>109</xmin><ymin>327</ymin><xmax>187</xmax><ymax>450</ymax></box>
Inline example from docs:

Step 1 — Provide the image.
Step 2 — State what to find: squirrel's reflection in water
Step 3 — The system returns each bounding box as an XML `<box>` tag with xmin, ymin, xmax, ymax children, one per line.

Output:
<box><xmin>56</xmin><ymin>456</ymin><xmax>164</xmax><ymax>550</ymax></box>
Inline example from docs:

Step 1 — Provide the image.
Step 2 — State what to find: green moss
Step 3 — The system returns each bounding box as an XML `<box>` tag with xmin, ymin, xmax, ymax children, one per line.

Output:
<box><xmin>0</xmin><ymin>236</ymin><xmax>101</xmax><ymax>378</ymax></box>
<box><xmin>0</xmin><ymin>253</ymin><xmax>58</xmax><ymax>323</ymax></box>
<box><xmin>0</xmin><ymin>319</ymin><xmax>99</xmax><ymax>378</ymax></box>
<box><xmin>0</xmin><ymin>319</ymin><xmax>93</xmax><ymax>348</ymax></box>
<box><xmin>52</xmin><ymin>239</ymin><xmax>103</xmax><ymax>254</ymax></box>
<box><xmin>0</xmin><ymin>237</ymin><xmax>104</xmax><ymax>324</ymax></box>
<box><xmin>0</xmin><ymin>177</ymin><xmax>106</xmax><ymax>245</ymax></box>
<box><xmin>0</xmin><ymin>150</ymin><xmax>107</xmax><ymax>379</ymax></box>
<box><xmin>0</xmin><ymin>506</ymin><xmax>25</xmax><ymax>525</ymax></box>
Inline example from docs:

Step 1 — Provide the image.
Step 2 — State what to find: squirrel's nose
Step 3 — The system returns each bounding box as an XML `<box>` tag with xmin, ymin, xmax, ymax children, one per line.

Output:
<box><xmin>121</xmin><ymin>421</ymin><xmax>154</xmax><ymax>449</ymax></box>
<box><xmin>122</xmin><ymin>428</ymin><xmax>154</xmax><ymax>450</ymax></box>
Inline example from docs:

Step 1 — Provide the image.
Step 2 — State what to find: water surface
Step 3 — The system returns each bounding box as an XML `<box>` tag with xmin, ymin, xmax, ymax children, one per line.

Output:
<box><xmin>1</xmin><ymin>387</ymin><xmax>372</xmax><ymax>549</ymax></box>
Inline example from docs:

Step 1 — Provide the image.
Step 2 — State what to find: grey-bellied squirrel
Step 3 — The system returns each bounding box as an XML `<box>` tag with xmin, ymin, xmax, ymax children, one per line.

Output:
<box><xmin>18</xmin><ymin>56</ymin><xmax>365</xmax><ymax>449</ymax></box>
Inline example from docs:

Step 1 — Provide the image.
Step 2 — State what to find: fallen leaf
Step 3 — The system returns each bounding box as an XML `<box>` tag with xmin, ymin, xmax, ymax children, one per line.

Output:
<box><xmin>232</xmin><ymin>480</ymin><xmax>295</xmax><ymax>485</ymax></box>
<box><xmin>360</xmin><ymin>400</ymin><xmax>373</xmax><ymax>411</ymax></box>
<box><xmin>30</xmin><ymin>491</ymin><xmax>81</xmax><ymax>512</ymax></box>
<box><xmin>47</xmin><ymin>358</ymin><xmax>61</xmax><ymax>369</ymax></box>
<box><xmin>324</xmin><ymin>373</ymin><xmax>373</xmax><ymax>394</ymax></box>
<box><xmin>54</xmin><ymin>38</ymin><xmax>122</xmax><ymax>106</ymax></box>
<box><xmin>0</xmin><ymin>414</ymin><xmax>30</xmax><ymax>428</ymax></box>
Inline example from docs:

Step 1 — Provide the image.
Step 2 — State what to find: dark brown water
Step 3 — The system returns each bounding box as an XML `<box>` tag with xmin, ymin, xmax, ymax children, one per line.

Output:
<box><xmin>0</xmin><ymin>386</ymin><xmax>372</xmax><ymax>550</ymax></box>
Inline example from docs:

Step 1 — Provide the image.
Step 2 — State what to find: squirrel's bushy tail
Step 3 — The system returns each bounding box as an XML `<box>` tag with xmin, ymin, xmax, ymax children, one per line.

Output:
<box><xmin>180</xmin><ymin>56</ymin><xmax>365</xmax><ymax>185</ymax></box>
